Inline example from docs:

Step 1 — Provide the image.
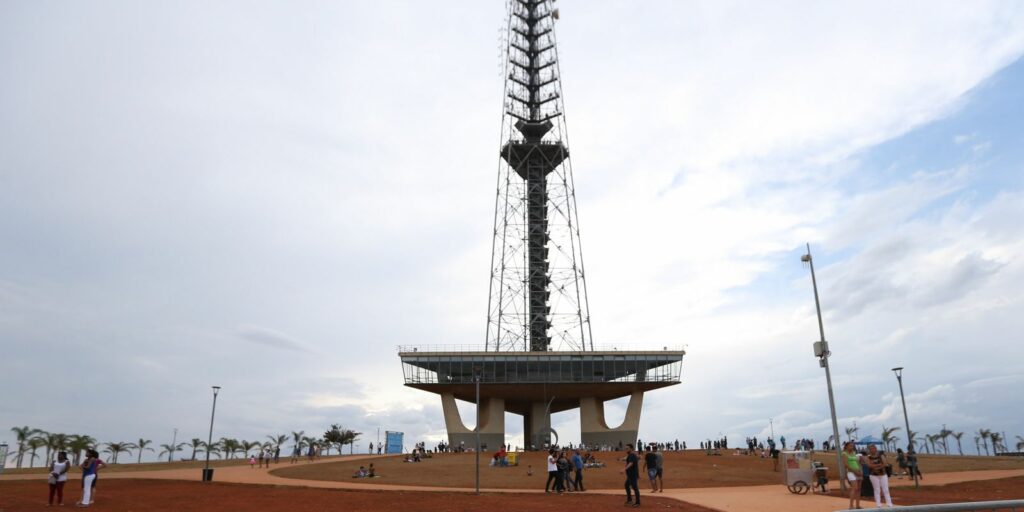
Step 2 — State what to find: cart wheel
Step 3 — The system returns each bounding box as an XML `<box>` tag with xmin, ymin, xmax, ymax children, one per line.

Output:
<box><xmin>788</xmin><ymin>481</ymin><xmax>810</xmax><ymax>495</ymax></box>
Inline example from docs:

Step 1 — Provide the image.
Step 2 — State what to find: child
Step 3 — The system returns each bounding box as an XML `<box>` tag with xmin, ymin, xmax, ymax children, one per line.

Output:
<box><xmin>249</xmin><ymin>455</ymin><xmax>256</xmax><ymax>469</ymax></box>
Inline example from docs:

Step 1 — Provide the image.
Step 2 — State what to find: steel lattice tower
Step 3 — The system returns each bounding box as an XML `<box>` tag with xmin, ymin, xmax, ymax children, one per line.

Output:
<box><xmin>485</xmin><ymin>0</ymin><xmax>593</xmax><ymax>352</ymax></box>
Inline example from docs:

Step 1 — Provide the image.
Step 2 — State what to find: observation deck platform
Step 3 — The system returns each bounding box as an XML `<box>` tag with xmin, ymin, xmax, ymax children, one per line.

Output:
<box><xmin>398</xmin><ymin>346</ymin><xmax>684</xmax><ymax>449</ymax></box>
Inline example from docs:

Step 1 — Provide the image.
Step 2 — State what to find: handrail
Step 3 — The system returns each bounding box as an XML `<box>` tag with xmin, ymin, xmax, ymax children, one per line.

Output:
<box><xmin>396</xmin><ymin>344</ymin><xmax>686</xmax><ymax>353</ymax></box>
<box><xmin>835</xmin><ymin>500</ymin><xmax>1024</xmax><ymax>512</ymax></box>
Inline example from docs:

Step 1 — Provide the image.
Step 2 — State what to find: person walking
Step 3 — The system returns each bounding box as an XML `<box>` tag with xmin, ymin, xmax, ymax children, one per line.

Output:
<box><xmin>622</xmin><ymin>444</ymin><xmax>641</xmax><ymax>507</ymax></box>
<box><xmin>906</xmin><ymin>448</ymin><xmax>923</xmax><ymax>480</ymax></box>
<box><xmin>866</xmin><ymin>445</ymin><xmax>893</xmax><ymax>507</ymax></box>
<box><xmin>643</xmin><ymin>446</ymin><xmax>658</xmax><ymax>492</ymax></box>
<box><xmin>258</xmin><ymin>449</ymin><xmax>264</xmax><ymax>468</ymax></box>
<box><xmin>843</xmin><ymin>442</ymin><xmax>862</xmax><ymax>510</ymax></box>
<box><xmin>572</xmin><ymin>449</ymin><xmax>585</xmax><ymax>491</ymax></box>
<box><xmin>48</xmin><ymin>451</ymin><xmax>70</xmax><ymax>506</ymax></box>
<box><xmin>544</xmin><ymin>448</ymin><xmax>560</xmax><ymax>493</ymax></box>
<box><xmin>557</xmin><ymin>451</ymin><xmax>572</xmax><ymax>492</ymax></box>
<box><xmin>654</xmin><ymin>445</ymin><xmax>665</xmax><ymax>492</ymax></box>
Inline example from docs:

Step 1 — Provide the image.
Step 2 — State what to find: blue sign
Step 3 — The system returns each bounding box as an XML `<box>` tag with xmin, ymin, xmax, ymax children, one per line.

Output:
<box><xmin>385</xmin><ymin>431</ymin><xmax>404</xmax><ymax>454</ymax></box>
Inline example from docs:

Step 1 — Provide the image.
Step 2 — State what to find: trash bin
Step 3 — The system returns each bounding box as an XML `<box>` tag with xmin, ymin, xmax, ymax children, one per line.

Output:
<box><xmin>781</xmin><ymin>451</ymin><xmax>812</xmax><ymax>494</ymax></box>
<box><xmin>202</xmin><ymin>468</ymin><xmax>214</xmax><ymax>482</ymax></box>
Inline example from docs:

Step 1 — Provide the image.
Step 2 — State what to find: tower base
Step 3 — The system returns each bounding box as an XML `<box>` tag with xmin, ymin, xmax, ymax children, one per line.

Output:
<box><xmin>580</xmin><ymin>392</ymin><xmax>644</xmax><ymax>449</ymax></box>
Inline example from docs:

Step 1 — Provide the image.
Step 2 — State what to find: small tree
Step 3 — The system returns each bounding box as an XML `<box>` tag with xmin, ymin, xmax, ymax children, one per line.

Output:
<box><xmin>990</xmin><ymin>432</ymin><xmax>1003</xmax><ymax>455</ymax></box>
<box><xmin>845</xmin><ymin>426</ymin><xmax>859</xmax><ymax>442</ymax></box>
<box><xmin>103</xmin><ymin>442</ymin><xmax>135</xmax><ymax>464</ymax></box>
<box><xmin>951</xmin><ymin>432</ymin><xmax>964</xmax><ymax>456</ymax></box>
<box><xmin>881</xmin><ymin>426</ymin><xmax>901</xmax><ymax>452</ymax></box>
<box><xmin>977</xmin><ymin>429</ymin><xmax>991</xmax><ymax>456</ymax></box>
<box><xmin>323</xmin><ymin>425</ymin><xmax>345</xmax><ymax>455</ymax></box>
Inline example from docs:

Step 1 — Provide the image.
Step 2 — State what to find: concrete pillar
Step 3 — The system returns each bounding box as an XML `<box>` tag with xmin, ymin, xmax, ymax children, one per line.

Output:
<box><xmin>440</xmin><ymin>393</ymin><xmax>505</xmax><ymax>451</ymax></box>
<box><xmin>580</xmin><ymin>391</ymin><xmax>644</xmax><ymax>449</ymax></box>
<box><xmin>524</xmin><ymin>402</ymin><xmax>552</xmax><ymax>450</ymax></box>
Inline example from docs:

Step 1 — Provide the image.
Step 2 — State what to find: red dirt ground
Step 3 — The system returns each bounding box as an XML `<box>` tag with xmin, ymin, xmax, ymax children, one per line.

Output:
<box><xmin>0</xmin><ymin>479</ymin><xmax>712</xmax><ymax>512</ymax></box>
<box><xmin>828</xmin><ymin>475</ymin><xmax>1024</xmax><ymax>506</ymax></box>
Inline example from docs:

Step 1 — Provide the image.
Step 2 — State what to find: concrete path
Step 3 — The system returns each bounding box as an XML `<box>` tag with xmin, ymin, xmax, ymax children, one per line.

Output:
<box><xmin>4</xmin><ymin>458</ymin><xmax>1023</xmax><ymax>512</ymax></box>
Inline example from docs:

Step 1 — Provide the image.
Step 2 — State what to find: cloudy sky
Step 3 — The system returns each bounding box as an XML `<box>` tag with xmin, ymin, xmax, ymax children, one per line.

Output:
<box><xmin>2</xmin><ymin>0</ymin><xmax>1024</xmax><ymax>461</ymax></box>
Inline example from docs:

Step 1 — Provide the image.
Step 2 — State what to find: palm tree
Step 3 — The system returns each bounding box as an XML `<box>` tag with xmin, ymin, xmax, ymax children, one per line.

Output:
<box><xmin>267</xmin><ymin>434</ymin><xmax>288</xmax><ymax>453</ymax></box>
<box><xmin>881</xmin><ymin>426</ymin><xmax>901</xmax><ymax>452</ymax></box>
<box><xmin>905</xmin><ymin>429</ymin><xmax>918</xmax><ymax>451</ymax></box>
<box><xmin>291</xmin><ymin>431</ymin><xmax>306</xmax><ymax>454</ymax></box>
<box><xmin>928</xmin><ymin>434</ymin><xmax>940</xmax><ymax>454</ymax></box>
<box><xmin>103</xmin><ymin>442</ymin><xmax>135</xmax><ymax>464</ymax></box>
<box><xmin>977</xmin><ymin>429</ymin><xmax>991</xmax><ymax>456</ymax></box>
<box><xmin>43</xmin><ymin>432</ymin><xmax>69</xmax><ymax>465</ymax></box>
<box><xmin>185</xmin><ymin>438</ymin><xmax>204</xmax><ymax>461</ymax></box>
<box><xmin>938</xmin><ymin>428</ymin><xmax>953</xmax><ymax>455</ymax></box>
<box><xmin>158</xmin><ymin>443</ymin><xmax>184</xmax><ymax>462</ymax></box>
<box><xmin>36</xmin><ymin>430</ymin><xmax>54</xmax><ymax>466</ymax></box>
<box><xmin>1015</xmin><ymin>436</ymin><xmax>1024</xmax><ymax>452</ymax></box>
<box><xmin>217</xmin><ymin>438</ymin><xmax>240</xmax><ymax>459</ymax></box>
<box><xmin>951</xmin><ymin>432</ymin><xmax>964</xmax><ymax>456</ymax></box>
<box><xmin>241</xmin><ymin>440</ymin><xmax>261</xmax><ymax>458</ymax></box>
<box><xmin>845</xmin><ymin>425</ymin><xmax>859</xmax><ymax>442</ymax></box>
<box><xmin>10</xmin><ymin>426</ymin><xmax>40</xmax><ymax>468</ymax></box>
<box><xmin>974</xmin><ymin>436</ymin><xmax>981</xmax><ymax>455</ymax></box>
<box><xmin>67</xmin><ymin>435</ymin><xmax>96</xmax><ymax>465</ymax></box>
<box><xmin>136</xmin><ymin>439</ymin><xmax>155</xmax><ymax>463</ymax></box>
<box><xmin>990</xmin><ymin>432</ymin><xmax>1003</xmax><ymax>455</ymax></box>
<box><xmin>27</xmin><ymin>438</ymin><xmax>46</xmax><ymax>468</ymax></box>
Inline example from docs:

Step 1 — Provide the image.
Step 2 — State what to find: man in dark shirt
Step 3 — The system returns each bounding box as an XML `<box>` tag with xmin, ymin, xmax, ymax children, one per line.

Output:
<box><xmin>622</xmin><ymin>444</ymin><xmax>641</xmax><ymax>507</ymax></box>
<box><xmin>643</xmin><ymin>446</ymin><xmax>659</xmax><ymax>492</ymax></box>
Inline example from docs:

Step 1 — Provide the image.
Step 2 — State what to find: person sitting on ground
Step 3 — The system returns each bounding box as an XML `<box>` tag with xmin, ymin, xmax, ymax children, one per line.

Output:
<box><xmin>368</xmin><ymin>463</ymin><xmax>376</xmax><ymax>477</ymax></box>
<box><xmin>352</xmin><ymin>466</ymin><xmax>369</xmax><ymax>478</ymax></box>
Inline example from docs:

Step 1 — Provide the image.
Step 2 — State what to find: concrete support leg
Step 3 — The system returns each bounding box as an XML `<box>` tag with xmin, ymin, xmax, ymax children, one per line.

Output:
<box><xmin>440</xmin><ymin>393</ymin><xmax>505</xmax><ymax>451</ymax></box>
<box><xmin>580</xmin><ymin>391</ymin><xmax>644</xmax><ymax>449</ymax></box>
<box><xmin>524</xmin><ymin>402</ymin><xmax>553</xmax><ymax>450</ymax></box>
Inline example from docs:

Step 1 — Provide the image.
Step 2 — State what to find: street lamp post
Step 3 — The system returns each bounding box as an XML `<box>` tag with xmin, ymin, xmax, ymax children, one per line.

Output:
<box><xmin>770</xmin><ymin>418</ymin><xmax>774</xmax><ymax>441</ymax></box>
<box><xmin>474</xmin><ymin>366</ymin><xmax>482</xmax><ymax>495</ymax></box>
<box><xmin>204</xmin><ymin>386</ymin><xmax>221</xmax><ymax>482</ymax></box>
<box><xmin>170</xmin><ymin>428</ymin><xmax>178</xmax><ymax>463</ymax></box>
<box><xmin>802</xmin><ymin>243</ymin><xmax>846</xmax><ymax>491</ymax></box>
<box><xmin>892</xmin><ymin>368</ymin><xmax>918</xmax><ymax>489</ymax></box>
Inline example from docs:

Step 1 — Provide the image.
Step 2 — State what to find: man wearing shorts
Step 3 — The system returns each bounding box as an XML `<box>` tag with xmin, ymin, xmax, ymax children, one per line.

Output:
<box><xmin>654</xmin><ymin>445</ymin><xmax>665</xmax><ymax>492</ymax></box>
<box><xmin>643</xmin><ymin>445</ymin><xmax>658</xmax><ymax>492</ymax></box>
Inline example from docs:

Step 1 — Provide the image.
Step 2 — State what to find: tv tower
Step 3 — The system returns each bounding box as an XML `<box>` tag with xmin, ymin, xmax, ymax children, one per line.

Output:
<box><xmin>486</xmin><ymin>0</ymin><xmax>592</xmax><ymax>352</ymax></box>
<box><xmin>399</xmin><ymin>0</ymin><xmax>684</xmax><ymax>451</ymax></box>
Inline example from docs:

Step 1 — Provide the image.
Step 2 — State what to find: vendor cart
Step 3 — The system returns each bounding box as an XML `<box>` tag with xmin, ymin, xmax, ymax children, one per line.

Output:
<box><xmin>781</xmin><ymin>450</ymin><xmax>812</xmax><ymax>494</ymax></box>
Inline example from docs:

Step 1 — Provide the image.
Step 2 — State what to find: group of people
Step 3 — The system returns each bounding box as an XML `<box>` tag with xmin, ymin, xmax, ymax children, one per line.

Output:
<box><xmin>352</xmin><ymin>463</ymin><xmax>376</xmax><ymax>478</ymax></box>
<box><xmin>47</xmin><ymin>450</ymin><xmax>105</xmax><ymax>507</ymax></box>
<box><xmin>843</xmin><ymin>442</ymin><xmax>924</xmax><ymax>509</ymax></box>
<box><xmin>543</xmin><ymin>448</ymin><xmax>587</xmax><ymax>494</ymax></box>
<box><xmin>620</xmin><ymin>443</ymin><xmax>667</xmax><ymax>507</ymax></box>
<box><xmin>248</xmin><ymin>447</ymin><xmax>280</xmax><ymax>468</ymax></box>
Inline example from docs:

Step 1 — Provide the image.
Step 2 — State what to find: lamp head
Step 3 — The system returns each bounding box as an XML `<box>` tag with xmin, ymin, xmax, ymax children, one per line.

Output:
<box><xmin>800</xmin><ymin>254</ymin><xmax>811</xmax><ymax>263</ymax></box>
<box><xmin>212</xmin><ymin>385</ymin><xmax>221</xmax><ymax>395</ymax></box>
<box><xmin>891</xmin><ymin>367</ymin><xmax>903</xmax><ymax>378</ymax></box>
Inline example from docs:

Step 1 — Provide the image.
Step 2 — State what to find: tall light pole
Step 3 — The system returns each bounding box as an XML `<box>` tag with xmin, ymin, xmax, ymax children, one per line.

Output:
<box><xmin>891</xmin><ymin>368</ymin><xmax>917</xmax><ymax>489</ymax></box>
<box><xmin>474</xmin><ymin>366</ymin><xmax>482</xmax><ymax>495</ymax></box>
<box><xmin>204</xmin><ymin>386</ymin><xmax>221</xmax><ymax>482</ymax></box>
<box><xmin>770</xmin><ymin>418</ymin><xmax>775</xmax><ymax>441</ymax></box>
<box><xmin>801</xmin><ymin>243</ymin><xmax>846</xmax><ymax>490</ymax></box>
<box><xmin>170</xmin><ymin>428</ymin><xmax>178</xmax><ymax>463</ymax></box>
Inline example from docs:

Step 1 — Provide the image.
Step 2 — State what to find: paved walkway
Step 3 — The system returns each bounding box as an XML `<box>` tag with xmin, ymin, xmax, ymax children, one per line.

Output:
<box><xmin>4</xmin><ymin>457</ymin><xmax>1023</xmax><ymax>512</ymax></box>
